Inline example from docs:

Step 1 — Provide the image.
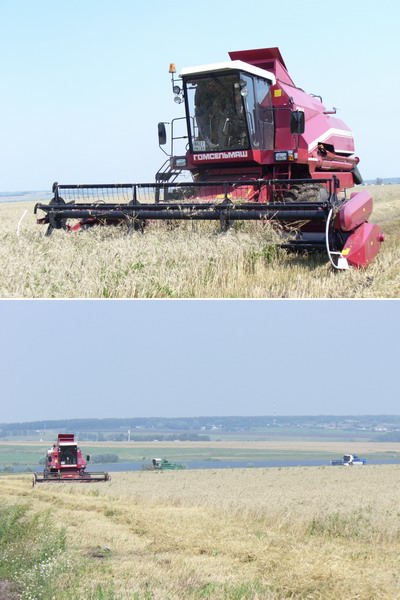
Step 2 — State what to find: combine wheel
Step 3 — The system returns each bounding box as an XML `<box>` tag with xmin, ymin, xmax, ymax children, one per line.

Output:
<box><xmin>283</xmin><ymin>184</ymin><xmax>328</xmax><ymax>203</ymax></box>
<box><xmin>297</xmin><ymin>184</ymin><xmax>328</xmax><ymax>203</ymax></box>
<box><xmin>32</xmin><ymin>473</ymin><xmax>37</xmax><ymax>488</ymax></box>
<box><xmin>283</xmin><ymin>186</ymin><xmax>300</xmax><ymax>202</ymax></box>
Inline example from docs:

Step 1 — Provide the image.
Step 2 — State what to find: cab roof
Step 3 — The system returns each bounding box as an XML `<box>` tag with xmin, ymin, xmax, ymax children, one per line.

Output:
<box><xmin>180</xmin><ymin>60</ymin><xmax>276</xmax><ymax>85</ymax></box>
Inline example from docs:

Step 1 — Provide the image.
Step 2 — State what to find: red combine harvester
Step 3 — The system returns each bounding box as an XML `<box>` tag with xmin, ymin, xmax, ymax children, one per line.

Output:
<box><xmin>35</xmin><ymin>47</ymin><xmax>384</xmax><ymax>269</ymax></box>
<box><xmin>32</xmin><ymin>434</ymin><xmax>110</xmax><ymax>487</ymax></box>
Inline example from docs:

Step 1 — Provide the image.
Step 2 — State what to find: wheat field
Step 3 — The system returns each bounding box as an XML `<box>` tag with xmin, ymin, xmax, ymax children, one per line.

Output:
<box><xmin>1</xmin><ymin>465</ymin><xmax>400</xmax><ymax>599</ymax></box>
<box><xmin>0</xmin><ymin>185</ymin><xmax>398</xmax><ymax>298</ymax></box>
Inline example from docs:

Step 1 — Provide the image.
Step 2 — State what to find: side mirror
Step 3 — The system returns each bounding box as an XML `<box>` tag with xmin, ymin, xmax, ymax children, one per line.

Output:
<box><xmin>86</xmin><ymin>455</ymin><xmax>90</xmax><ymax>462</ymax></box>
<box><xmin>47</xmin><ymin>455</ymin><xmax>52</xmax><ymax>463</ymax></box>
<box><xmin>158</xmin><ymin>122</ymin><xmax>167</xmax><ymax>146</ymax></box>
<box><xmin>290</xmin><ymin>110</ymin><xmax>305</xmax><ymax>134</ymax></box>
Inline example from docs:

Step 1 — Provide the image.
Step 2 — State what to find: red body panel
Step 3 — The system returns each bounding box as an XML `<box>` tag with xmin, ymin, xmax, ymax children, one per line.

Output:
<box><xmin>185</xmin><ymin>47</ymin><xmax>359</xmax><ymax>194</ymax></box>
<box><xmin>47</xmin><ymin>433</ymin><xmax>87</xmax><ymax>474</ymax></box>
<box><xmin>179</xmin><ymin>48</ymin><xmax>383</xmax><ymax>267</ymax></box>
<box><xmin>58</xmin><ymin>433</ymin><xmax>75</xmax><ymax>444</ymax></box>
<box><xmin>228</xmin><ymin>47</ymin><xmax>294</xmax><ymax>85</ymax></box>
<box><xmin>341</xmin><ymin>223</ymin><xmax>384</xmax><ymax>268</ymax></box>
<box><xmin>311</xmin><ymin>171</ymin><xmax>354</xmax><ymax>190</ymax></box>
<box><xmin>229</xmin><ymin>48</ymin><xmax>356</xmax><ymax>163</ymax></box>
<box><xmin>336</xmin><ymin>190</ymin><xmax>373</xmax><ymax>232</ymax></box>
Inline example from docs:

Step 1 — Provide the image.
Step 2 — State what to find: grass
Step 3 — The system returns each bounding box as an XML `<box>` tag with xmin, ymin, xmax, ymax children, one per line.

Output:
<box><xmin>1</xmin><ymin>465</ymin><xmax>400</xmax><ymax>598</ymax></box>
<box><xmin>0</xmin><ymin>185</ymin><xmax>398</xmax><ymax>298</ymax></box>
<box><xmin>0</xmin><ymin>502</ymin><xmax>69</xmax><ymax>599</ymax></box>
<box><xmin>0</xmin><ymin>501</ymin><xmax>117</xmax><ymax>599</ymax></box>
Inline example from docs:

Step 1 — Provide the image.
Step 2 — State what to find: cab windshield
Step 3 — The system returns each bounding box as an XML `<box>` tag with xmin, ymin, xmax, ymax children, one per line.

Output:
<box><xmin>59</xmin><ymin>445</ymin><xmax>78</xmax><ymax>465</ymax></box>
<box><xmin>185</xmin><ymin>73</ymin><xmax>250</xmax><ymax>153</ymax></box>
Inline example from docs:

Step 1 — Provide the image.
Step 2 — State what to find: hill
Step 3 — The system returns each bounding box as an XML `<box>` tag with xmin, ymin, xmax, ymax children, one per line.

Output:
<box><xmin>2</xmin><ymin>415</ymin><xmax>400</xmax><ymax>443</ymax></box>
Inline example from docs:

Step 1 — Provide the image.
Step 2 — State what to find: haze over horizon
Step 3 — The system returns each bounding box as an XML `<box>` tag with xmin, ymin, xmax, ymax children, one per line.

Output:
<box><xmin>0</xmin><ymin>414</ymin><xmax>400</xmax><ymax>434</ymax></box>
<box><xmin>1</xmin><ymin>300</ymin><xmax>398</xmax><ymax>423</ymax></box>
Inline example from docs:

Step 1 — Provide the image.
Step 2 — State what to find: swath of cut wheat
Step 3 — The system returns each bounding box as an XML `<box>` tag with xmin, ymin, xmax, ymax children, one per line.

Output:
<box><xmin>1</xmin><ymin>464</ymin><xmax>400</xmax><ymax>599</ymax></box>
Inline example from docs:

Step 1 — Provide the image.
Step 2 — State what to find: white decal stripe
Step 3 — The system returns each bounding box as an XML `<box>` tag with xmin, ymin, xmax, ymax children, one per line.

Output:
<box><xmin>308</xmin><ymin>128</ymin><xmax>354</xmax><ymax>152</ymax></box>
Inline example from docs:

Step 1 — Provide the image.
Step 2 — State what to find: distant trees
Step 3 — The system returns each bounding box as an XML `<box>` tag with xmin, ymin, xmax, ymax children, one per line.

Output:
<box><xmin>78</xmin><ymin>432</ymin><xmax>211</xmax><ymax>443</ymax></box>
<box><xmin>3</xmin><ymin>415</ymin><xmax>400</xmax><ymax>440</ymax></box>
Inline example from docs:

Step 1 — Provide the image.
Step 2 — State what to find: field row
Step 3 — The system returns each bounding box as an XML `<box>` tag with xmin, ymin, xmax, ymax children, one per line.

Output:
<box><xmin>1</xmin><ymin>465</ymin><xmax>400</xmax><ymax>598</ymax></box>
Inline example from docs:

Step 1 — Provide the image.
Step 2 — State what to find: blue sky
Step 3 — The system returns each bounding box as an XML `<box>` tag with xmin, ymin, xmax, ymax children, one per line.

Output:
<box><xmin>0</xmin><ymin>300</ymin><xmax>398</xmax><ymax>422</ymax></box>
<box><xmin>0</xmin><ymin>0</ymin><xmax>399</xmax><ymax>191</ymax></box>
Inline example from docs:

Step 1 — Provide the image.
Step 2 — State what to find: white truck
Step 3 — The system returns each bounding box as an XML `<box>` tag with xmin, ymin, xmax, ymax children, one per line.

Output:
<box><xmin>330</xmin><ymin>454</ymin><xmax>366</xmax><ymax>466</ymax></box>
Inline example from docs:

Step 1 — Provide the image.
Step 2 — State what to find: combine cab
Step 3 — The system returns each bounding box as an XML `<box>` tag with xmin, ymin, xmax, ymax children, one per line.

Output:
<box><xmin>35</xmin><ymin>47</ymin><xmax>384</xmax><ymax>269</ymax></box>
<box><xmin>32</xmin><ymin>434</ymin><xmax>110</xmax><ymax>486</ymax></box>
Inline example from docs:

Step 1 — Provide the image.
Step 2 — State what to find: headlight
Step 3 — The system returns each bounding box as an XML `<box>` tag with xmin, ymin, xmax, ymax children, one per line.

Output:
<box><xmin>275</xmin><ymin>151</ymin><xmax>288</xmax><ymax>161</ymax></box>
<box><xmin>274</xmin><ymin>151</ymin><xmax>298</xmax><ymax>161</ymax></box>
<box><xmin>174</xmin><ymin>158</ymin><xmax>187</xmax><ymax>168</ymax></box>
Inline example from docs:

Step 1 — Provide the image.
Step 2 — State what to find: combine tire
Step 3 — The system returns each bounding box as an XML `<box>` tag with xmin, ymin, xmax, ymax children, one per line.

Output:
<box><xmin>283</xmin><ymin>183</ymin><xmax>328</xmax><ymax>203</ymax></box>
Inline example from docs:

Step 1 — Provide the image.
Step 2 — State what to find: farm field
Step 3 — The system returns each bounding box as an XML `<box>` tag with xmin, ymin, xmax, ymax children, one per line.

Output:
<box><xmin>0</xmin><ymin>185</ymin><xmax>399</xmax><ymax>298</ymax></box>
<box><xmin>1</xmin><ymin>440</ymin><xmax>400</xmax><ymax>468</ymax></box>
<box><xmin>1</xmin><ymin>465</ymin><xmax>400</xmax><ymax>599</ymax></box>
